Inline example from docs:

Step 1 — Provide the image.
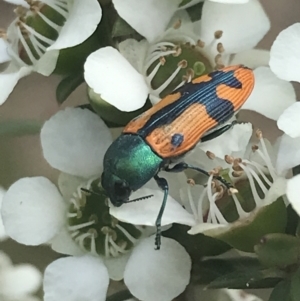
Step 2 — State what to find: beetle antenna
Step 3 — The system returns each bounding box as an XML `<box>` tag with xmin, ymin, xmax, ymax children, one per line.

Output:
<box><xmin>81</xmin><ymin>188</ymin><xmax>103</xmax><ymax>197</ymax></box>
<box><xmin>126</xmin><ymin>194</ymin><xmax>154</xmax><ymax>203</ymax></box>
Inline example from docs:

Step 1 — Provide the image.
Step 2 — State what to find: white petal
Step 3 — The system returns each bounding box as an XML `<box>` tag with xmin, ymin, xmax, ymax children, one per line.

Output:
<box><xmin>144</xmin><ymin>172</ymin><xmax>189</xmax><ymax>203</ymax></box>
<box><xmin>58</xmin><ymin>173</ymin><xmax>86</xmax><ymax>202</ymax></box>
<box><xmin>1</xmin><ymin>177</ymin><xmax>66</xmax><ymax>245</ymax></box>
<box><xmin>34</xmin><ymin>50</ymin><xmax>59</xmax><ymax>76</ymax></box>
<box><xmin>41</xmin><ymin>108</ymin><xmax>112</xmax><ymax>178</ymax></box>
<box><xmin>200</xmin><ymin>0</ymin><xmax>270</xmax><ymax>54</ymax></box>
<box><xmin>270</xmin><ymin>23</ymin><xmax>300</xmax><ymax>82</ymax></box>
<box><xmin>287</xmin><ymin>175</ymin><xmax>300</xmax><ymax>216</ymax></box>
<box><xmin>0</xmin><ymin>63</ymin><xmax>32</xmax><ymax>105</ymax></box>
<box><xmin>44</xmin><ymin>255</ymin><xmax>109</xmax><ymax>301</ymax></box>
<box><xmin>242</xmin><ymin>67</ymin><xmax>296</xmax><ymax>120</ymax></box>
<box><xmin>113</xmin><ymin>0</ymin><xmax>181</xmax><ymax>42</ymax></box>
<box><xmin>50</xmin><ymin>227</ymin><xmax>84</xmax><ymax>256</ymax></box>
<box><xmin>118</xmin><ymin>39</ymin><xmax>149</xmax><ymax>74</ymax></box>
<box><xmin>0</xmin><ymin>264</ymin><xmax>41</xmax><ymax>297</ymax></box>
<box><xmin>0</xmin><ymin>188</ymin><xmax>8</xmax><ymax>241</ymax></box>
<box><xmin>230</xmin><ymin>49</ymin><xmax>270</xmax><ymax>69</ymax></box>
<box><xmin>188</xmin><ymin>223</ymin><xmax>228</xmax><ymax>235</ymax></box>
<box><xmin>47</xmin><ymin>0</ymin><xmax>101</xmax><ymax>50</ymax></box>
<box><xmin>198</xmin><ymin>123</ymin><xmax>252</xmax><ymax>159</ymax></box>
<box><xmin>110</xmin><ymin>187</ymin><xmax>195</xmax><ymax>227</ymax></box>
<box><xmin>0</xmin><ymin>251</ymin><xmax>12</xmax><ymax>270</ymax></box>
<box><xmin>103</xmin><ymin>253</ymin><xmax>131</xmax><ymax>281</ymax></box>
<box><xmin>84</xmin><ymin>47</ymin><xmax>149</xmax><ymax>112</ymax></box>
<box><xmin>124</xmin><ymin>237</ymin><xmax>191</xmax><ymax>301</ymax></box>
<box><xmin>0</xmin><ymin>38</ymin><xmax>10</xmax><ymax>64</ymax></box>
<box><xmin>277</xmin><ymin>102</ymin><xmax>300</xmax><ymax>138</ymax></box>
<box><xmin>209</xmin><ymin>0</ymin><xmax>249</xmax><ymax>3</ymax></box>
<box><xmin>3</xmin><ymin>0</ymin><xmax>29</xmax><ymax>7</ymax></box>
<box><xmin>264</xmin><ymin>177</ymin><xmax>287</xmax><ymax>206</ymax></box>
<box><xmin>276</xmin><ymin>134</ymin><xmax>300</xmax><ymax>175</ymax></box>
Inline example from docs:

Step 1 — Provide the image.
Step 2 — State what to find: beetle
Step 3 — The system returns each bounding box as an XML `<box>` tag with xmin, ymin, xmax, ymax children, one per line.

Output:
<box><xmin>101</xmin><ymin>65</ymin><xmax>255</xmax><ymax>249</ymax></box>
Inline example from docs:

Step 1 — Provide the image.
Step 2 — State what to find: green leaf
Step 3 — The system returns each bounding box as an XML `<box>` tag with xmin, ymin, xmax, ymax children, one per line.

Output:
<box><xmin>207</xmin><ymin>269</ymin><xmax>282</xmax><ymax>290</ymax></box>
<box><xmin>163</xmin><ymin>224</ymin><xmax>230</xmax><ymax>261</ymax></box>
<box><xmin>254</xmin><ymin>233</ymin><xmax>300</xmax><ymax>268</ymax></box>
<box><xmin>213</xmin><ymin>198</ymin><xmax>287</xmax><ymax>252</ymax></box>
<box><xmin>88</xmin><ymin>88</ymin><xmax>152</xmax><ymax>127</ymax></box>
<box><xmin>291</xmin><ymin>267</ymin><xmax>300</xmax><ymax>301</ymax></box>
<box><xmin>194</xmin><ymin>257</ymin><xmax>261</xmax><ymax>284</ymax></box>
<box><xmin>194</xmin><ymin>257</ymin><xmax>283</xmax><ymax>289</ymax></box>
<box><xmin>179</xmin><ymin>0</ymin><xmax>192</xmax><ymax>7</ymax></box>
<box><xmin>186</xmin><ymin>2</ymin><xmax>204</xmax><ymax>22</ymax></box>
<box><xmin>112</xmin><ymin>16</ymin><xmax>137</xmax><ymax>38</ymax></box>
<box><xmin>269</xmin><ymin>280</ymin><xmax>293</xmax><ymax>301</ymax></box>
<box><xmin>0</xmin><ymin>120</ymin><xmax>42</xmax><ymax>137</ymax></box>
<box><xmin>286</xmin><ymin>205</ymin><xmax>299</xmax><ymax>236</ymax></box>
<box><xmin>56</xmin><ymin>73</ymin><xmax>84</xmax><ymax>104</ymax></box>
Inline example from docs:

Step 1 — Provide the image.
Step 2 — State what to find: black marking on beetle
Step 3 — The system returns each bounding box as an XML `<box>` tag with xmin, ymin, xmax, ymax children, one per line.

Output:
<box><xmin>138</xmin><ymin>68</ymin><xmax>243</xmax><ymax>137</ymax></box>
<box><xmin>171</xmin><ymin>133</ymin><xmax>184</xmax><ymax>147</ymax></box>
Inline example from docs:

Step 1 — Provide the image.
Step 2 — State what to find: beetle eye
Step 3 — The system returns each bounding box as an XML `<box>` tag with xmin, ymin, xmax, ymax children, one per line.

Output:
<box><xmin>114</xmin><ymin>181</ymin><xmax>130</xmax><ymax>199</ymax></box>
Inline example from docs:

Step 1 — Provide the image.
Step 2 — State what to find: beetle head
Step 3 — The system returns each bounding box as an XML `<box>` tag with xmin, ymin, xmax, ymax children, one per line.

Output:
<box><xmin>101</xmin><ymin>172</ymin><xmax>131</xmax><ymax>207</ymax></box>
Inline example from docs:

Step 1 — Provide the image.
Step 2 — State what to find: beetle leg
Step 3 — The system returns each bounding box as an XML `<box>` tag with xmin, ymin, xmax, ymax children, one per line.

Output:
<box><xmin>200</xmin><ymin>120</ymin><xmax>237</xmax><ymax>142</ymax></box>
<box><xmin>165</xmin><ymin>162</ymin><xmax>233</xmax><ymax>189</ymax></box>
<box><xmin>154</xmin><ymin>174</ymin><xmax>169</xmax><ymax>250</ymax></box>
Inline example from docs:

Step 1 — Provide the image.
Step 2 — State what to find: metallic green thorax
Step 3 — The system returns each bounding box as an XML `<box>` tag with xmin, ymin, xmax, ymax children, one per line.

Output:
<box><xmin>101</xmin><ymin>134</ymin><xmax>163</xmax><ymax>205</ymax></box>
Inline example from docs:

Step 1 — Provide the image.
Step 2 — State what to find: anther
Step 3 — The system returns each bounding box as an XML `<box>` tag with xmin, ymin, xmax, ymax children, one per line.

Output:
<box><xmin>197</xmin><ymin>39</ymin><xmax>205</xmax><ymax>48</ymax></box>
<box><xmin>256</xmin><ymin>129</ymin><xmax>263</xmax><ymax>139</ymax></box>
<box><xmin>211</xmin><ymin>166</ymin><xmax>222</xmax><ymax>175</ymax></box>
<box><xmin>206</xmin><ymin>151</ymin><xmax>216</xmax><ymax>160</ymax></box>
<box><xmin>159</xmin><ymin>56</ymin><xmax>166</xmax><ymax>65</ymax></box>
<box><xmin>88</xmin><ymin>228</ymin><xmax>98</xmax><ymax>238</ymax></box>
<box><xmin>186</xmin><ymin>68</ymin><xmax>195</xmax><ymax>79</ymax></box>
<box><xmin>178</xmin><ymin>59</ymin><xmax>188</xmax><ymax>68</ymax></box>
<box><xmin>101</xmin><ymin>226</ymin><xmax>117</xmax><ymax>241</ymax></box>
<box><xmin>225</xmin><ymin>155</ymin><xmax>234</xmax><ymax>164</ymax></box>
<box><xmin>89</xmin><ymin>214</ymin><xmax>98</xmax><ymax>224</ymax></box>
<box><xmin>14</xmin><ymin>6</ymin><xmax>27</xmax><ymax>18</ymax></box>
<box><xmin>232</xmin><ymin>170</ymin><xmax>244</xmax><ymax>177</ymax></box>
<box><xmin>187</xmin><ymin>178</ymin><xmax>195</xmax><ymax>186</ymax></box>
<box><xmin>0</xmin><ymin>29</ymin><xmax>7</xmax><ymax>39</ymax></box>
<box><xmin>214</xmin><ymin>52</ymin><xmax>225</xmax><ymax>69</ymax></box>
<box><xmin>172</xmin><ymin>45</ymin><xmax>182</xmax><ymax>57</ymax></box>
<box><xmin>173</xmin><ymin>19</ymin><xmax>182</xmax><ymax>29</ymax></box>
<box><xmin>214</xmin><ymin>30</ymin><xmax>223</xmax><ymax>39</ymax></box>
<box><xmin>252</xmin><ymin>145</ymin><xmax>259</xmax><ymax>152</ymax></box>
<box><xmin>217</xmin><ymin>42</ymin><xmax>225</xmax><ymax>53</ymax></box>
<box><xmin>228</xmin><ymin>187</ymin><xmax>239</xmax><ymax>195</ymax></box>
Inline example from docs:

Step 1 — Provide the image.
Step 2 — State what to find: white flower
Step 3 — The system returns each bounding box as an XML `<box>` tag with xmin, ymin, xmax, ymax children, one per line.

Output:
<box><xmin>0</xmin><ymin>187</ymin><xmax>8</xmax><ymax>241</ymax></box>
<box><xmin>0</xmin><ymin>0</ymin><xmax>102</xmax><ymax>105</ymax></box>
<box><xmin>276</xmin><ymin>133</ymin><xmax>300</xmax><ymax>218</ymax></box>
<box><xmin>1</xmin><ymin>107</ymin><xmax>194</xmax><ymax>301</ymax></box>
<box><xmin>150</xmin><ymin>124</ymin><xmax>288</xmax><ymax>241</ymax></box>
<box><xmin>268</xmin><ymin>23</ymin><xmax>300</xmax><ymax>138</ymax></box>
<box><xmin>84</xmin><ymin>0</ymin><xmax>295</xmax><ymax>119</ymax></box>
<box><xmin>0</xmin><ymin>251</ymin><xmax>41</xmax><ymax>301</ymax></box>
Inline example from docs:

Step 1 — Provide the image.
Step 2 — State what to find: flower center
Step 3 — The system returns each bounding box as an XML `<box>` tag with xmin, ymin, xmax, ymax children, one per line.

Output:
<box><xmin>2</xmin><ymin>0</ymin><xmax>68</xmax><ymax>66</ymax></box>
<box><xmin>186</xmin><ymin>130</ymin><xmax>283</xmax><ymax>227</ymax></box>
<box><xmin>67</xmin><ymin>179</ymin><xmax>145</xmax><ymax>258</ymax></box>
<box><xmin>144</xmin><ymin>23</ymin><xmax>227</xmax><ymax>99</ymax></box>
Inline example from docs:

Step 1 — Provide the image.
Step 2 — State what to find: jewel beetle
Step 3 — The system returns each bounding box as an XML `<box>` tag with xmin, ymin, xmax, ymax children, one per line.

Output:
<box><xmin>101</xmin><ymin>65</ymin><xmax>255</xmax><ymax>249</ymax></box>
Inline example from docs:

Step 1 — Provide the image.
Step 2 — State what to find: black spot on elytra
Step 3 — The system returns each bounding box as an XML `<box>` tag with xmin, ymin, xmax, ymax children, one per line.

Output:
<box><xmin>171</xmin><ymin>133</ymin><xmax>184</xmax><ymax>147</ymax></box>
